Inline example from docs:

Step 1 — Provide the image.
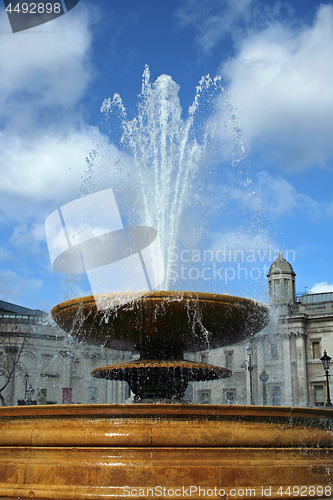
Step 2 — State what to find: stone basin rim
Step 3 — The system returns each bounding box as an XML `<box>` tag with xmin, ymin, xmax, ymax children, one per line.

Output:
<box><xmin>51</xmin><ymin>290</ymin><xmax>266</xmax><ymax>314</ymax></box>
<box><xmin>0</xmin><ymin>404</ymin><xmax>332</xmax><ymax>420</ymax></box>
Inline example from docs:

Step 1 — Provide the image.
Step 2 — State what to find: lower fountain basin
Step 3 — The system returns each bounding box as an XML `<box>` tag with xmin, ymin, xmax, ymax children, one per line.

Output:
<box><xmin>0</xmin><ymin>404</ymin><xmax>332</xmax><ymax>500</ymax></box>
<box><xmin>92</xmin><ymin>360</ymin><xmax>231</xmax><ymax>402</ymax></box>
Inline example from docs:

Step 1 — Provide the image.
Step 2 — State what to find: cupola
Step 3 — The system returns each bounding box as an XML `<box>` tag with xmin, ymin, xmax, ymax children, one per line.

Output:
<box><xmin>267</xmin><ymin>251</ymin><xmax>296</xmax><ymax>305</ymax></box>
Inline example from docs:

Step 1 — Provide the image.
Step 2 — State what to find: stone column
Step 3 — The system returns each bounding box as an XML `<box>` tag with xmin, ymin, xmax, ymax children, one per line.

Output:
<box><xmin>4</xmin><ymin>346</ymin><xmax>18</xmax><ymax>406</ymax></box>
<box><xmin>111</xmin><ymin>380</ymin><xmax>117</xmax><ymax>403</ymax></box>
<box><xmin>256</xmin><ymin>336</ymin><xmax>265</xmax><ymax>405</ymax></box>
<box><xmin>283</xmin><ymin>334</ymin><xmax>293</xmax><ymax>406</ymax></box>
<box><xmin>243</xmin><ymin>344</ymin><xmax>251</xmax><ymax>405</ymax></box>
<box><xmin>59</xmin><ymin>350</ymin><xmax>74</xmax><ymax>403</ymax></box>
<box><xmin>295</xmin><ymin>332</ymin><xmax>308</xmax><ymax>407</ymax></box>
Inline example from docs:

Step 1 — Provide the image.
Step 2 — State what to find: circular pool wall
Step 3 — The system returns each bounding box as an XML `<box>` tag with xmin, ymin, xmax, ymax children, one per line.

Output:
<box><xmin>0</xmin><ymin>404</ymin><xmax>332</xmax><ymax>500</ymax></box>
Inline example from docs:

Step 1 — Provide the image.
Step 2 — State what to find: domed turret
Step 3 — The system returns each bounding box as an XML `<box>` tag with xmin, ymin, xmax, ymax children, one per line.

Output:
<box><xmin>267</xmin><ymin>251</ymin><xmax>296</xmax><ymax>305</ymax></box>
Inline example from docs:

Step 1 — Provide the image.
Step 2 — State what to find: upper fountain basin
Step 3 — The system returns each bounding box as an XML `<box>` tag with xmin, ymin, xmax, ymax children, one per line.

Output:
<box><xmin>51</xmin><ymin>291</ymin><xmax>268</xmax><ymax>355</ymax></box>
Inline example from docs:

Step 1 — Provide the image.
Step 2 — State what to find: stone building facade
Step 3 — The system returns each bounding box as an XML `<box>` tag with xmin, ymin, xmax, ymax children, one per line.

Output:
<box><xmin>194</xmin><ymin>252</ymin><xmax>333</xmax><ymax>407</ymax></box>
<box><xmin>0</xmin><ymin>300</ymin><xmax>130</xmax><ymax>406</ymax></box>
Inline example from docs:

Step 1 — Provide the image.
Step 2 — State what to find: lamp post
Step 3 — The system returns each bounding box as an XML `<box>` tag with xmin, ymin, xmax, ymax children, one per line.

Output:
<box><xmin>24</xmin><ymin>372</ymin><xmax>35</xmax><ymax>405</ymax></box>
<box><xmin>260</xmin><ymin>370</ymin><xmax>269</xmax><ymax>406</ymax></box>
<box><xmin>24</xmin><ymin>372</ymin><xmax>29</xmax><ymax>402</ymax></box>
<box><xmin>241</xmin><ymin>343</ymin><xmax>254</xmax><ymax>405</ymax></box>
<box><xmin>247</xmin><ymin>344</ymin><xmax>254</xmax><ymax>405</ymax></box>
<box><xmin>320</xmin><ymin>351</ymin><xmax>333</xmax><ymax>407</ymax></box>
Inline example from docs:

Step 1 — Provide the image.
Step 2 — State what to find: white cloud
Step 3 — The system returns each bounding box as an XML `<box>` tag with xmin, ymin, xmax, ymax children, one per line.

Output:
<box><xmin>1</xmin><ymin>130</ymin><xmax>106</xmax><ymax>202</ymax></box>
<box><xmin>0</xmin><ymin>127</ymin><xmax>126</xmax><ymax>223</ymax></box>
<box><xmin>175</xmin><ymin>0</ymin><xmax>255</xmax><ymax>54</ymax></box>
<box><xmin>0</xmin><ymin>247</ymin><xmax>11</xmax><ymax>261</ymax></box>
<box><xmin>211</xmin><ymin>230</ymin><xmax>278</xmax><ymax>262</ymax></box>
<box><xmin>10</xmin><ymin>222</ymin><xmax>45</xmax><ymax>253</ymax></box>
<box><xmin>0</xmin><ymin>125</ymin><xmax>137</xmax><ymax>262</ymax></box>
<box><xmin>0</xmin><ymin>6</ymin><xmax>93</xmax><ymax>130</ymax></box>
<box><xmin>0</xmin><ymin>269</ymin><xmax>43</xmax><ymax>302</ymax></box>
<box><xmin>0</xmin><ymin>4</ymin><xmax>100</xmax><ymax>306</ymax></box>
<box><xmin>216</xmin><ymin>170</ymin><xmax>323</xmax><ymax>219</ymax></box>
<box><xmin>219</xmin><ymin>4</ymin><xmax>333</xmax><ymax>170</ymax></box>
<box><xmin>254</xmin><ymin>171</ymin><xmax>320</xmax><ymax>217</ymax></box>
<box><xmin>309</xmin><ymin>281</ymin><xmax>333</xmax><ymax>293</ymax></box>
<box><xmin>0</xmin><ymin>2</ymin><xmax>116</xmax><ymax>228</ymax></box>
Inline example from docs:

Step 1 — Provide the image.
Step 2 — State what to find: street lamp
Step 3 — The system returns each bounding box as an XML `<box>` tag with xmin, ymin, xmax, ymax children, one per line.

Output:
<box><xmin>241</xmin><ymin>343</ymin><xmax>254</xmax><ymax>405</ymax></box>
<box><xmin>24</xmin><ymin>372</ymin><xmax>29</xmax><ymax>402</ymax></box>
<box><xmin>260</xmin><ymin>370</ymin><xmax>269</xmax><ymax>406</ymax></box>
<box><xmin>320</xmin><ymin>351</ymin><xmax>333</xmax><ymax>407</ymax></box>
<box><xmin>246</xmin><ymin>344</ymin><xmax>254</xmax><ymax>405</ymax></box>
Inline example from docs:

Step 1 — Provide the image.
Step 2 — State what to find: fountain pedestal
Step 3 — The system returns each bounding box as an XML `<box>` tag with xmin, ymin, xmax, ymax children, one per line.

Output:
<box><xmin>0</xmin><ymin>404</ymin><xmax>332</xmax><ymax>500</ymax></box>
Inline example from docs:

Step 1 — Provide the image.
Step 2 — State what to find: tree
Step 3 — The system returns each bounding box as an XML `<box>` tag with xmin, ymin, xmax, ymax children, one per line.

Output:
<box><xmin>0</xmin><ymin>334</ymin><xmax>33</xmax><ymax>406</ymax></box>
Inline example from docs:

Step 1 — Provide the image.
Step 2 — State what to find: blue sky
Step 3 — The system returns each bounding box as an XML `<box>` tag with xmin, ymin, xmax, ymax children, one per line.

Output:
<box><xmin>1</xmin><ymin>0</ymin><xmax>333</xmax><ymax>311</ymax></box>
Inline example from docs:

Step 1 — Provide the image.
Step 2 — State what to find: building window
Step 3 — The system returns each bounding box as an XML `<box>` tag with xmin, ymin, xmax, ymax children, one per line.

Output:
<box><xmin>124</xmin><ymin>382</ymin><xmax>131</xmax><ymax>400</ymax></box>
<box><xmin>271</xmin><ymin>386</ymin><xmax>282</xmax><ymax>406</ymax></box>
<box><xmin>40</xmin><ymin>353</ymin><xmax>60</xmax><ymax>378</ymax></box>
<box><xmin>201</xmin><ymin>353</ymin><xmax>208</xmax><ymax>364</ymax></box>
<box><xmin>41</xmin><ymin>353</ymin><xmax>53</xmax><ymax>372</ymax></box>
<box><xmin>72</xmin><ymin>360</ymin><xmax>80</xmax><ymax>377</ymax></box>
<box><xmin>270</xmin><ymin>343</ymin><xmax>278</xmax><ymax>361</ymax></box>
<box><xmin>312</xmin><ymin>341</ymin><xmax>321</xmax><ymax>359</ymax></box>
<box><xmin>37</xmin><ymin>389</ymin><xmax>47</xmax><ymax>405</ymax></box>
<box><xmin>284</xmin><ymin>279</ymin><xmax>289</xmax><ymax>299</ymax></box>
<box><xmin>62</xmin><ymin>388</ymin><xmax>72</xmax><ymax>404</ymax></box>
<box><xmin>198</xmin><ymin>390</ymin><xmax>211</xmax><ymax>404</ymax></box>
<box><xmin>314</xmin><ymin>385</ymin><xmax>325</xmax><ymax>406</ymax></box>
<box><xmin>226</xmin><ymin>351</ymin><xmax>233</xmax><ymax>370</ymax></box>
<box><xmin>224</xmin><ymin>389</ymin><xmax>236</xmax><ymax>404</ymax></box>
<box><xmin>88</xmin><ymin>387</ymin><xmax>98</xmax><ymax>404</ymax></box>
<box><xmin>274</xmin><ymin>280</ymin><xmax>280</xmax><ymax>299</ymax></box>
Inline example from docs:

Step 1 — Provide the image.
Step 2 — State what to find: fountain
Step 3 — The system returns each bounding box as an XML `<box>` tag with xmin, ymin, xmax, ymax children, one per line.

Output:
<box><xmin>0</xmin><ymin>69</ymin><xmax>332</xmax><ymax>499</ymax></box>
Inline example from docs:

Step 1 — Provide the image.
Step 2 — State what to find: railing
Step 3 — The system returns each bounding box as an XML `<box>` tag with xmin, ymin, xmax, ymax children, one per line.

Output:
<box><xmin>295</xmin><ymin>291</ymin><xmax>333</xmax><ymax>305</ymax></box>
